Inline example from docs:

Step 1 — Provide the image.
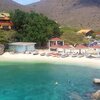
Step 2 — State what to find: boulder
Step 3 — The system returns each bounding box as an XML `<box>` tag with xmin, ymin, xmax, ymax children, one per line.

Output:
<box><xmin>70</xmin><ymin>92</ymin><xmax>83</xmax><ymax>100</ymax></box>
<box><xmin>0</xmin><ymin>44</ymin><xmax>5</xmax><ymax>55</ymax></box>
<box><xmin>93</xmin><ymin>78</ymin><xmax>100</xmax><ymax>84</ymax></box>
<box><xmin>92</xmin><ymin>90</ymin><xmax>100</xmax><ymax>100</ymax></box>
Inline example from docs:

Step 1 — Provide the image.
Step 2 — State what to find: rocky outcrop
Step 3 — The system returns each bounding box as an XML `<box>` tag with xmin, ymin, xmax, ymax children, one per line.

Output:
<box><xmin>92</xmin><ymin>90</ymin><xmax>100</xmax><ymax>100</ymax></box>
<box><xmin>93</xmin><ymin>78</ymin><xmax>100</xmax><ymax>84</ymax></box>
<box><xmin>0</xmin><ymin>44</ymin><xmax>5</xmax><ymax>55</ymax></box>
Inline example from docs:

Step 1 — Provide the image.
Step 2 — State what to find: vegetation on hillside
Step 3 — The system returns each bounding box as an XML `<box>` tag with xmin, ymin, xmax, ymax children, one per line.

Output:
<box><xmin>10</xmin><ymin>9</ymin><xmax>61</xmax><ymax>47</ymax></box>
<box><xmin>60</xmin><ymin>27</ymin><xmax>89</xmax><ymax>45</ymax></box>
<box><xmin>60</xmin><ymin>27</ymin><xmax>78</xmax><ymax>33</ymax></box>
<box><xmin>0</xmin><ymin>10</ymin><xmax>98</xmax><ymax>47</ymax></box>
<box><xmin>1</xmin><ymin>0</ymin><xmax>100</xmax><ymax>29</ymax></box>
<box><xmin>0</xmin><ymin>30</ymin><xmax>16</xmax><ymax>44</ymax></box>
<box><xmin>95</xmin><ymin>36</ymin><xmax>100</xmax><ymax>41</ymax></box>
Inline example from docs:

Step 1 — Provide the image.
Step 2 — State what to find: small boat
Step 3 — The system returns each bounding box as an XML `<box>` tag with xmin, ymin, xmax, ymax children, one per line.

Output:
<box><xmin>77</xmin><ymin>54</ymin><xmax>84</xmax><ymax>58</ymax></box>
<box><xmin>61</xmin><ymin>53</ymin><xmax>69</xmax><ymax>58</ymax></box>
<box><xmin>92</xmin><ymin>55</ymin><xmax>100</xmax><ymax>58</ymax></box>
<box><xmin>71</xmin><ymin>54</ymin><xmax>77</xmax><ymax>57</ymax></box>
<box><xmin>25</xmin><ymin>51</ymin><xmax>31</xmax><ymax>54</ymax></box>
<box><xmin>46</xmin><ymin>53</ymin><xmax>52</xmax><ymax>56</ymax></box>
<box><xmin>40</xmin><ymin>53</ymin><xmax>45</xmax><ymax>56</ymax></box>
<box><xmin>52</xmin><ymin>53</ymin><xmax>60</xmax><ymax>57</ymax></box>
<box><xmin>93</xmin><ymin>78</ymin><xmax>100</xmax><ymax>84</ymax></box>
<box><xmin>86</xmin><ymin>54</ymin><xmax>94</xmax><ymax>58</ymax></box>
<box><xmin>32</xmin><ymin>51</ymin><xmax>39</xmax><ymax>55</ymax></box>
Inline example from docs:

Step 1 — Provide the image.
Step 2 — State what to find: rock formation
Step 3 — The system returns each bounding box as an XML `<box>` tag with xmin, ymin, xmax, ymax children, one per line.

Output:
<box><xmin>92</xmin><ymin>90</ymin><xmax>100</xmax><ymax>100</ymax></box>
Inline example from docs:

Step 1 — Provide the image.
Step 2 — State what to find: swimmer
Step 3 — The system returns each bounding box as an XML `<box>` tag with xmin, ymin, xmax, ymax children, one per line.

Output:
<box><xmin>55</xmin><ymin>82</ymin><xmax>58</xmax><ymax>85</ymax></box>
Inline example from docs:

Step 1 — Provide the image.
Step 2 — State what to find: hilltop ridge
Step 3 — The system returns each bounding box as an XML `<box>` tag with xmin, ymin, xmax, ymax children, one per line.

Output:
<box><xmin>1</xmin><ymin>0</ymin><xmax>100</xmax><ymax>29</ymax></box>
<box><xmin>0</xmin><ymin>0</ymin><xmax>29</xmax><ymax>11</ymax></box>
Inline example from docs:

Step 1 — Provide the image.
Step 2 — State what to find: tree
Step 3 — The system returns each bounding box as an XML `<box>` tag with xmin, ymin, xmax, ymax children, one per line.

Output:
<box><xmin>0</xmin><ymin>30</ymin><xmax>16</xmax><ymax>44</ymax></box>
<box><xmin>61</xmin><ymin>33</ymin><xmax>89</xmax><ymax>45</ymax></box>
<box><xmin>11</xmin><ymin>10</ymin><xmax>61</xmax><ymax>47</ymax></box>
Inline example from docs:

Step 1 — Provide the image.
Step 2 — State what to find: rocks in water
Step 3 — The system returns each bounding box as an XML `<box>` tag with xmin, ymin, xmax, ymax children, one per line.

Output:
<box><xmin>69</xmin><ymin>92</ymin><xmax>83</xmax><ymax>100</ymax></box>
<box><xmin>0</xmin><ymin>44</ymin><xmax>5</xmax><ymax>55</ymax></box>
<box><xmin>92</xmin><ymin>78</ymin><xmax>100</xmax><ymax>100</ymax></box>
<box><xmin>93</xmin><ymin>78</ymin><xmax>100</xmax><ymax>84</ymax></box>
<box><xmin>92</xmin><ymin>90</ymin><xmax>100</xmax><ymax>100</ymax></box>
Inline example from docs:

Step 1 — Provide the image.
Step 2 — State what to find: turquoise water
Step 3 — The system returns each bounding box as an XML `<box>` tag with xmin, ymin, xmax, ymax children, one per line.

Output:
<box><xmin>0</xmin><ymin>62</ymin><xmax>100</xmax><ymax>100</ymax></box>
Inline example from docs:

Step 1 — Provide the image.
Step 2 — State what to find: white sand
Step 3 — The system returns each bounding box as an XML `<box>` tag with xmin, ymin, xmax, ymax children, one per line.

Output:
<box><xmin>0</xmin><ymin>52</ymin><xmax>100</xmax><ymax>68</ymax></box>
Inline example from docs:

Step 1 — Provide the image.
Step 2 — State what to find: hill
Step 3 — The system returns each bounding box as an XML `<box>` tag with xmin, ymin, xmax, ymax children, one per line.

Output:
<box><xmin>0</xmin><ymin>0</ymin><xmax>29</xmax><ymax>11</ymax></box>
<box><xmin>27</xmin><ymin>0</ymin><xmax>100</xmax><ymax>29</ymax></box>
<box><xmin>1</xmin><ymin>0</ymin><xmax>100</xmax><ymax>29</ymax></box>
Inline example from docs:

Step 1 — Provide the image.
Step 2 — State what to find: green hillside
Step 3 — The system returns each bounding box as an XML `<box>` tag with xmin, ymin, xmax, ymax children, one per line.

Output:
<box><xmin>60</xmin><ymin>27</ymin><xmax>89</xmax><ymax>45</ymax></box>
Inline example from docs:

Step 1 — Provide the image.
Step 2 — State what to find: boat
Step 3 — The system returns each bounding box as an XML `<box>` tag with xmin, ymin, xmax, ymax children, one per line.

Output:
<box><xmin>45</xmin><ymin>52</ymin><xmax>52</xmax><ymax>56</ymax></box>
<box><xmin>92</xmin><ymin>55</ymin><xmax>100</xmax><ymax>58</ymax></box>
<box><xmin>40</xmin><ymin>52</ymin><xmax>45</xmax><ymax>56</ymax></box>
<box><xmin>77</xmin><ymin>54</ymin><xmax>84</xmax><ymax>58</ymax></box>
<box><xmin>86</xmin><ymin>54</ymin><xmax>94</xmax><ymax>58</ymax></box>
<box><xmin>61</xmin><ymin>53</ymin><xmax>69</xmax><ymax>58</ymax></box>
<box><xmin>32</xmin><ymin>51</ymin><xmax>39</xmax><ymax>55</ymax></box>
<box><xmin>25</xmin><ymin>51</ymin><xmax>31</xmax><ymax>54</ymax></box>
<box><xmin>71</xmin><ymin>54</ymin><xmax>77</xmax><ymax>57</ymax></box>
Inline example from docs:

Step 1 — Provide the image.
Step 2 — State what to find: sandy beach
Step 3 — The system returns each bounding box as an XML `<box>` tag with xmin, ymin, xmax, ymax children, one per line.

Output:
<box><xmin>0</xmin><ymin>52</ymin><xmax>100</xmax><ymax>68</ymax></box>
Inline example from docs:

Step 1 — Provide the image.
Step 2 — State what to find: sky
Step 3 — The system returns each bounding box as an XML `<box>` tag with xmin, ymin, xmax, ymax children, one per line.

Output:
<box><xmin>13</xmin><ymin>0</ymin><xmax>40</xmax><ymax>5</ymax></box>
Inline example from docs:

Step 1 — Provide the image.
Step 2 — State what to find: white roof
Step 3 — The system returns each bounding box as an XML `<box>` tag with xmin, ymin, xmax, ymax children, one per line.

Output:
<box><xmin>9</xmin><ymin>42</ymin><xmax>36</xmax><ymax>46</ymax></box>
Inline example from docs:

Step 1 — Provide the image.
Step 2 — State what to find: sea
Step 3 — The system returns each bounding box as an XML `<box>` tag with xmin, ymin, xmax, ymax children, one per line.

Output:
<box><xmin>0</xmin><ymin>62</ymin><xmax>100</xmax><ymax>100</ymax></box>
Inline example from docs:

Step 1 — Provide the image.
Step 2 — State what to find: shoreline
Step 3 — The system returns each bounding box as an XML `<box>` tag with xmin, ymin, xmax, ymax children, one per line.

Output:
<box><xmin>0</xmin><ymin>52</ymin><xmax>100</xmax><ymax>68</ymax></box>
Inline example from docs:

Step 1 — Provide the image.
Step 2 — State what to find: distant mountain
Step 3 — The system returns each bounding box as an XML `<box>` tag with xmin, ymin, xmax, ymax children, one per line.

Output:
<box><xmin>1</xmin><ymin>0</ymin><xmax>100</xmax><ymax>29</ymax></box>
<box><xmin>0</xmin><ymin>0</ymin><xmax>29</xmax><ymax>11</ymax></box>
<box><xmin>27</xmin><ymin>0</ymin><xmax>100</xmax><ymax>29</ymax></box>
